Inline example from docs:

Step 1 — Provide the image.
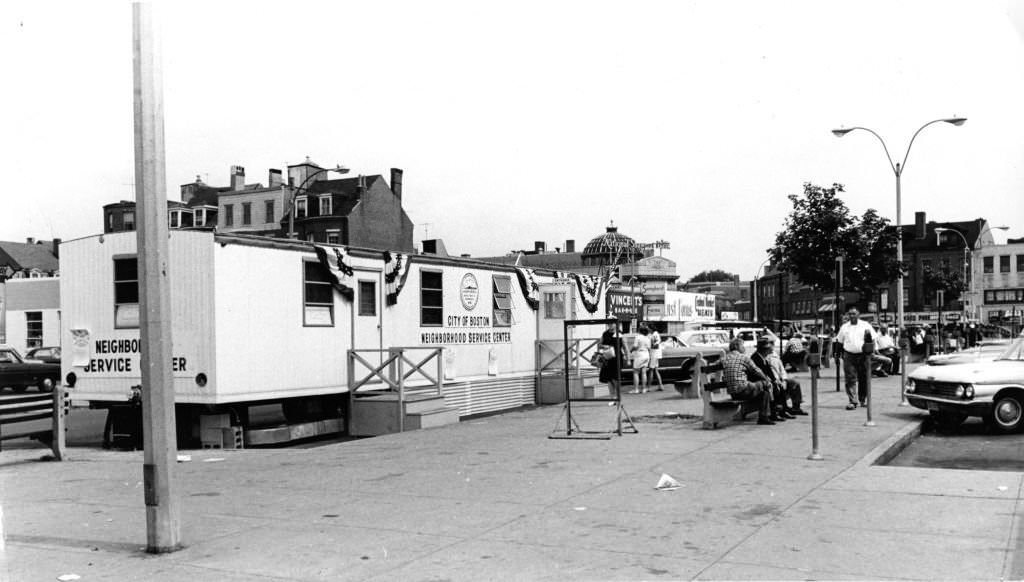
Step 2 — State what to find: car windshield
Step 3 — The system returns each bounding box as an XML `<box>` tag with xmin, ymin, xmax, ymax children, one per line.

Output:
<box><xmin>995</xmin><ymin>337</ymin><xmax>1024</xmax><ymax>362</ymax></box>
<box><xmin>0</xmin><ymin>349</ymin><xmax>24</xmax><ymax>364</ymax></box>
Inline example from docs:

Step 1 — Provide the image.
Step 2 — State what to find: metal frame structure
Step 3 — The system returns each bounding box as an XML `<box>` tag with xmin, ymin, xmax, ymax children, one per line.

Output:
<box><xmin>548</xmin><ymin>318</ymin><xmax>637</xmax><ymax>440</ymax></box>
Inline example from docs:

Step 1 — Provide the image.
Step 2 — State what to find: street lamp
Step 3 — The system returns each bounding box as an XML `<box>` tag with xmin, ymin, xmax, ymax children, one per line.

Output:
<box><xmin>832</xmin><ymin>117</ymin><xmax>966</xmax><ymax>394</ymax></box>
<box><xmin>286</xmin><ymin>164</ymin><xmax>349</xmax><ymax>239</ymax></box>
<box><xmin>934</xmin><ymin>227</ymin><xmax>971</xmax><ymax>322</ymax></box>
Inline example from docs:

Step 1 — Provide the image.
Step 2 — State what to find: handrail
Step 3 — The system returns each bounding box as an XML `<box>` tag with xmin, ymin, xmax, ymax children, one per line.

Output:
<box><xmin>0</xmin><ymin>385</ymin><xmax>66</xmax><ymax>459</ymax></box>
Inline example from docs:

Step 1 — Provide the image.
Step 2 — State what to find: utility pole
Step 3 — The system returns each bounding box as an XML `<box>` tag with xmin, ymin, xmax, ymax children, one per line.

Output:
<box><xmin>133</xmin><ymin>1</ymin><xmax>181</xmax><ymax>553</ymax></box>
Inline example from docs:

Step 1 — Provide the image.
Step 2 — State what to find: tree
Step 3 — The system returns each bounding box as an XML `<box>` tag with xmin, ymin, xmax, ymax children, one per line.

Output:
<box><xmin>688</xmin><ymin>269</ymin><xmax>738</xmax><ymax>284</ymax></box>
<box><xmin>768</xmin><ymin>182</ymin><xmax>900</xmax><ymax>307</ymax></box>
<box><xmin>922</xmin><ymin>265</ymin><xmax>965</xmax><ymax>305</ymax></box>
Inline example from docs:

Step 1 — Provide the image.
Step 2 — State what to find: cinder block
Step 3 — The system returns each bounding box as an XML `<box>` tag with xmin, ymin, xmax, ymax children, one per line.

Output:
<box><xmin>222</xmin><ymin>426</ymin><xmax>243</xmax><ymax>450</ymax></box>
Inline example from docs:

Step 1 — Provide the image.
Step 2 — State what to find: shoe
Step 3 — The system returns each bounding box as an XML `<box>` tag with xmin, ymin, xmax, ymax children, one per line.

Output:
<box><xmin>757</xmin><ymin>417</ymin><xmax>776</xmax><ymax>425</ymax></box>
<box><xmin>878</xmin><ymin>371</ymin><xmax>889</xmax><ymax>377</ymax></box>
<box><xmin>845</xmin><ymin>403</ymin><xmax>857</xmax><ymax>410</ymax></box>
<box><xmin>640</xmin><ymin>388</ymin><xmax>648</xmax><ymax>394</ymax></box>
<box><xmin>859</xmin><ymin>402</ymin><xmax>867</xmax><ymax>407</ymax></box>
<box><xmin>628</xmin><ymin>389</ymin><xmax>640</xmax><ymax>394</ymax></box>
<box><xmin>655</xmin><ymin>387</ymin><xmax>664</xmax><ymax>392</ymax></box>
<box><xmin>780</xmin><ymin>411</ymin><xmax>796</xmax><ymax>419</ymax></box>
<box><xmin>770</xmin><ymin>414</ymin><xmax>786</xmax><ymax>422</ymax></box>
<box><xmin>789</xmin><ymin>408</ymin><xmax>808</xmax><ymax>416</ymax></box>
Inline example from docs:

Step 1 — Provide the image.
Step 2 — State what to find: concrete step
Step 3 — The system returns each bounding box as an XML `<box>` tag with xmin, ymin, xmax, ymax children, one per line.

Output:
<box><xmin>353</xmin><ymin>392</ymin><xmax>447</xmax><ymax>415</ymax></box>
<box><xmin>405</xmin><ymin>407</ymin><xmax>460</xmax><ymax>430</ymax></box>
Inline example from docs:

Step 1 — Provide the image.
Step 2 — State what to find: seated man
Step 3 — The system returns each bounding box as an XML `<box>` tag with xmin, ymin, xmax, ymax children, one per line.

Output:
<box><xmin>873</xmin><ymin>324</ymin><xmax>897</xmax><ymax>376</ymax></box>
<box><xmin>781</xmin><ymin>332</ymin><xmax>807</xmax><ymax>372</ymax></box>
<box><xmin>763</xmin><ymin>340</ymin><xmax>808</xmax><ymax>416</ymax></box>
<box><xmin>721</xmin><ymin>337</ymin><xmax>776</xmax><ymax>425</ymax></box>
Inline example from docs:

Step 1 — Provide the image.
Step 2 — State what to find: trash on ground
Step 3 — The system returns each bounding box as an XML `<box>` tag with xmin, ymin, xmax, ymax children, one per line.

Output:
<box><xmin>998</xmin><ymin>485</ymin><xmax>1009</xmax><ymax>491</ymax></box>
<box><xmin>573</xmin><ymin>506</ymin><xmax>587</xmax><ymax>511</ymax></box>
<box><xmin>57</xmin><ymin>575</ymin><xmax>82</xmax><ymax>581</ymax></box>
<box><xmin>655</xmin><ymin>473</ymin><xmax>683</xmax><ymax>491</ymax></box>
<box><xmin>176</xmin><ymin>454</ymin><xmax>191</xmax><ymax>463</ymax></box>
<box><xmin>203</xmin><ymin>457</ymin><xmax>225</xmax><ymax>463</ymax></box>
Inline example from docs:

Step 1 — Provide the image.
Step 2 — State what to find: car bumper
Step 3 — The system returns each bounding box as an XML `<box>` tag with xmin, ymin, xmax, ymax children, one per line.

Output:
<box><xmin>904</xmin><ymin>393</ymin><xmax>993</xmax><ymax>416</ymax></box>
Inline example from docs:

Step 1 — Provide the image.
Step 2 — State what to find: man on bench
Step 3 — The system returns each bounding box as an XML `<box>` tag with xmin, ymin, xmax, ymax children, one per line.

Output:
<box><xmin>722</xmin><ymin>337</ymin><xmax>777</xmax><ymax>425</ymax></box>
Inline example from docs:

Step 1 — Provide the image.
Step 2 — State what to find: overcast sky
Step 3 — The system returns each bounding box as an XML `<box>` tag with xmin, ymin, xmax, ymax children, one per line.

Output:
<box><xmin>3</xmin><ymin>1</ymin><xmax>1023</xmax><ymax>281</ymax></box>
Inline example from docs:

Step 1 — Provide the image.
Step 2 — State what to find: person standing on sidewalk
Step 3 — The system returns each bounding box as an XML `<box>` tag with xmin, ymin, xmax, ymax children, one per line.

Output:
<box><xmin>599</xmin><ymin>321</ymin><xmax>625</xmax><ymax>401</ymax></box>
<box><xmin>629</xmin><ymin>325</ymin><xmax>652</xmax><ymax>394</ymax></box>
<box><xmin>836</xmin><ymin>308</ymin><xmax>878</xmax><ymax>410</ymax></box>
<box><xmin>647</xmin><ymin>326</ymin><xmax>665</xmax><ymax>391</ymax></box>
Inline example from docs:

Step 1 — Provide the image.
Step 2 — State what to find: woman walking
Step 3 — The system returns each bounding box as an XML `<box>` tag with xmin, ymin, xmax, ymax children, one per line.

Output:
<box><xmin>599</xmin><ymin>321</ymin><xmax>625</xmax><ymax>401</ymax></box>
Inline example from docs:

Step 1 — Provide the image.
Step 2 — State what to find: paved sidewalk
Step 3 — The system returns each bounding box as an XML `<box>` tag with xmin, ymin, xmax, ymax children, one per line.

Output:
<box><xmin>2</xmin><ymin>367</ymin><xmax>1023</xmax><ymax>581</ymax></box>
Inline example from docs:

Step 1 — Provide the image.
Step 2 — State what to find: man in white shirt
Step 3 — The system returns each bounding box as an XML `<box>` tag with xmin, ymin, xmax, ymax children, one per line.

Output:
<box><xmin>835</xmin><ymin>308</ymin><xmax>878</xmax><ymax>410</ymax></box>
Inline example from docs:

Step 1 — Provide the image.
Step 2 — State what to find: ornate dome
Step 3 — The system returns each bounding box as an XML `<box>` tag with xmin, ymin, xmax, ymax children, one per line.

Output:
<box><xmin>581</xmin><ymin>223</ymin><xmax>645</xmax><ymax>266</ymax></box>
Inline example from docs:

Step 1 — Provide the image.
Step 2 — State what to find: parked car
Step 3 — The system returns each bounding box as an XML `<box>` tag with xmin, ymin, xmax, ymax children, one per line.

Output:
<box><xmin>0</xmin><ymin>345</ymin><xmax>61</xmax><ymax>393</ymax></box>
<box><xmin>675</xmin><ymin>330</ymin><xmax>730</xmax><ymax>350</ymax></box>
<box><xmin>906</xmin><ymin>334</ymin><xmax>1024</xmax><ymax>433</ymax></box>
<box><xmin>25</xmin><ymin>346</ymin><xmax>61</xmax><ymax>364</ymax></box>
<box><xmin>619</xmin><ymin>334</ymin><xmax>725</xmax><ymax>384</ymax></box>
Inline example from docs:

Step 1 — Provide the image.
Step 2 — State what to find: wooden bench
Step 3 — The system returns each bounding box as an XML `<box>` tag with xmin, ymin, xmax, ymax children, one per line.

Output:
<box><xmin>0</xmin><ymin>385</ymin><xmax>68</xmax><ymax>459</ymax></box>
<box><xmin>692</xmin><ymin>353</ymin><xmax>759</xmax><ymax>430</ymax></box>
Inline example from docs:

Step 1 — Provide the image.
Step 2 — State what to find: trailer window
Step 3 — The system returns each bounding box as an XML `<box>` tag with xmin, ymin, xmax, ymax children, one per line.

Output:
<box><xmin>304</xmin><ymin>260</ymin><xmax>334</xmax><ymax>326</ymax></box>
<box><xmin>358</xmin><ymin>281</ymin><xmax>377</xmax><ymax>316</ymax></box>
<box><xmin>26</xmin><ymin>311</ymin><xmax>43</xmax><ymax>349</ymax></box>
<box><xmin>493</xmin><ymin>275</ymin><xmax>512</xmax><ymax>327</ymax></box>
<box><xmin>544</xmin><ymin>292</ymin><xmax>566</xmax><ymax>319</ymax></box>
<box><xmin>420</xmin><ymin>271</ymin><xmax>443</xmax><ymax>326</ymax></box>
<box><xmin>114</xmin><ymin>257</ymin><xmax>140</xmax><ymax>329</ymax></box>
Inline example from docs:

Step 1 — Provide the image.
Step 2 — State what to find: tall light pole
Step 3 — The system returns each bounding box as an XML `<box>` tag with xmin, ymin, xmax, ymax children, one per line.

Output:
<box><xmin>934</xmin><ymin>227</ymin><xmax>971</xmax><ymax>322</ymax></box>
<box><xmin>832</xmin><ymin>117</ymin><xmax>966</xmax><ymax>394</ymax></box>
<box><xmin>286</xmin><ymin>164</ymin><xmax>349</xmax><ymax>239</ymax></box>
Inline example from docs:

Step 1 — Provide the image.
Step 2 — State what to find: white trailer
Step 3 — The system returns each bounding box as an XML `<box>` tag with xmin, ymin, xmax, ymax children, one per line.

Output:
<box><xmin>59</xmin><ymin>230</ymin><xmax>607</xmax><ymax>444</ymax></box>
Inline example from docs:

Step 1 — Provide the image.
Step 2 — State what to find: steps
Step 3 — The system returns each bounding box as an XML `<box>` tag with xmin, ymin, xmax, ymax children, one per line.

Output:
<box><xmin>349</xmin><ymin>392</ymin><xmax>459</xmax><ymax>436</ymax></box>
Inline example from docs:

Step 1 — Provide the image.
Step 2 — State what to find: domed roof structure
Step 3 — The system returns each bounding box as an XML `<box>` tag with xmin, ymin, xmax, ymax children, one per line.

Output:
<box><xmin>581</xmin><ymin>223</ymin><xmax>645</xmax><ymax>267</ymax></box>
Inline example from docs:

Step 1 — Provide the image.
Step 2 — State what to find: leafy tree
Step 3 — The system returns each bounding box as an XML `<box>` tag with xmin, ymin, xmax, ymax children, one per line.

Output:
<box><xmin>768</xmin><ymin>182</ymin><xmax>900</xmax><ymax>305</ymax></box>
<box><xmin>688</xmin><ymin>269</ymin><xmax>738</xmax><ymax>284</ymax></box>
<box><xmin>922</xmin><ymin>265</ymin><xmax>965</xmax><ymax>304</ymax></box>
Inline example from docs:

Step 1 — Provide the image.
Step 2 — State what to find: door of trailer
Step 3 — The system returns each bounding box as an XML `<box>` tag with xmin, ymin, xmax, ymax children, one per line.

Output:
<box><xmin>350</xmin><ymin>268</ymin><xmax>384</xmax><ymax>382</ymax></box>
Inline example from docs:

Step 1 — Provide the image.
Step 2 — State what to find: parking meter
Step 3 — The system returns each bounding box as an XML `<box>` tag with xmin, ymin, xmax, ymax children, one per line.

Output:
<box><xmin>807</xmin><ymin>338</ymin><xmax>821</xmax><ymax>368</ymax></box>
<box><xmin>862</xmin><ymin>329</ymin><xmax>875</xmax><ymax>355</ymax></box>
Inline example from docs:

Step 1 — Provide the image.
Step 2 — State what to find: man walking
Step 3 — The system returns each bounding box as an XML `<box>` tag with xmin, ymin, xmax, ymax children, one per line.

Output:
<box><xmin>836</xmin><ymin>308</ymin><xmax>878</xmax><ymax>410</ymax></box>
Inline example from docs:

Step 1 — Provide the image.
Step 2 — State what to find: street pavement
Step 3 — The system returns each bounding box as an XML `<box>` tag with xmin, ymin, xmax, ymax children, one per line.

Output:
<box><xmin>2</xmin><ymin>364</ymin><xmax>1023</xmax><ymax>581</ymax></box>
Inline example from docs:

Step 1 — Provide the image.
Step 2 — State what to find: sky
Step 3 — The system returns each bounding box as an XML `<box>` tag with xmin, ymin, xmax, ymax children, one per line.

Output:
<box><xmin>3</xmin><ymin>0</ymin><xmax>1023</xmax><ymax>282</ymax></box>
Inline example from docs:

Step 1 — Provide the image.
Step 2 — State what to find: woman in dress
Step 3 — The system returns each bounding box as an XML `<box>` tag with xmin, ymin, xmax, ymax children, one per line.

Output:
<box><xmin>630</xmin><ymin>325</ymin><xmax>652</xmax><ymax>394</ymax></box>
<box><xmin>599</xmin><ymin>321</ymin><xmax>624</xmax><ymax>401</ymax></box>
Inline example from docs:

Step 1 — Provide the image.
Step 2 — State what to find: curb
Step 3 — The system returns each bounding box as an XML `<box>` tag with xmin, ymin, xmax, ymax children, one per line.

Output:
<box><xmin>854</xmin><ymin>418</ymin><xmax>925</xmax><ymax>469</ymax></box>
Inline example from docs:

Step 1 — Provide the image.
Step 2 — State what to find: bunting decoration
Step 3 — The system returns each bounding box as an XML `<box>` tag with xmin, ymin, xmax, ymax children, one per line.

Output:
<box><xmin>383</xmin><ymin>250</ymin><xmax>412</xmax><ymax>306</ymax></box>
<box><xmin>555</xmin><ymin>271</ymin><xmax>603</xmax><ymax>315</ymax></box>
<box><xmin>514</xmin><ymin>267</ymin><xmax>540</xmax><ymax>310</ymax></box>
<box><xmin>314</xmin><ymin>244</ymin><xmax>354</xmax><ymax>300</ymax></box>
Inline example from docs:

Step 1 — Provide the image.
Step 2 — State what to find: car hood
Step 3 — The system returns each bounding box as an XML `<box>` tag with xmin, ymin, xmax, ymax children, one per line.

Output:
<box><xmin>911</xmin><ymin>360</ymin><xmax>1024</xmax><ymax>385</ymax></box>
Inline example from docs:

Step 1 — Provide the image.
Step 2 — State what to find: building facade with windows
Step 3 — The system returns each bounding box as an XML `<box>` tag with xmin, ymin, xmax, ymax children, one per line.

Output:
<box><xmin>974</xmin><ymin>238</ymin><xmax>1024</xmax><ymax>329</ymax></box>
<box><xmin>0</xmin><ymin>238</ymin><xmax>61</xmax><ymax>349</ymax></box>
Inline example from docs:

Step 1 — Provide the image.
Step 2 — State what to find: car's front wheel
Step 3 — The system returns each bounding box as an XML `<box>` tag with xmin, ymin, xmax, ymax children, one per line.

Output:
<box><xmin>929</xmin><ymin>410</ymin><xmax>966</xmax><ymax>431</ymax></box>
<box><xmin>989</xmin><ymin>395</ymin><xmax>1024</xmax><ymax>434</ymax></box>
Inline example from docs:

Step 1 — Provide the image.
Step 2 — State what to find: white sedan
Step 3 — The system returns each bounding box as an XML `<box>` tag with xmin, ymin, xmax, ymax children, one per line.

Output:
<box><xmin>906</xmin><ymin>334</ymin><xmax>1024</xmax><ymax>433</ymax></box>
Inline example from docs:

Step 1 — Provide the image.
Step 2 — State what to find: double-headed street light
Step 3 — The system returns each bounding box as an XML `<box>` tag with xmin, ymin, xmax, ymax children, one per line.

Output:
<box><xmin>832</xmin><ymin>117</ymin><xmax>966</xmax><ymax>395</ymax></box>
<box><xmin>286</xmin><ymin>164</ymin><xmax>349</xmax><ymax>239</ymax></box>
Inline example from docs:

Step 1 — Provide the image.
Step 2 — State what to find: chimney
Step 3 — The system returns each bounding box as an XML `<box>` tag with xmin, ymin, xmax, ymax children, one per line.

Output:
<box><xmin>230</xmin><ymin>165</ymin><xmax>245</xmax><ymax>191</ymax></box>
<box><xmin>534</xmin><ymin>241</ymin><xmax>546</xmax><ymax>253</ymax></box>
<box><xmin>390</xmin><ymin>168</ymin><xmax>403</xmax><ymax>201</ymax></box>
<box><xmin>268</xmin><ymin>169</ymin><xmax>283</xmax><ymax>188</ymax></box>
<box><xmin>915</xmin><ymin>211</ymin><xmax>926</xmax><ymax>240</ymax></box>
<box><xmin>26</xmin><ymin>237</ymin><xmax>35</xmax><ymax>245</ymax></box>
<box><xmin>52</xmin><ymin>238</ymin><xmax>61</xmax><ymax>259</ymax></box>
<box><xmin>565</xmin><ymin>239</ymin><xmax>575</xmax><ymax>253</ymax></box>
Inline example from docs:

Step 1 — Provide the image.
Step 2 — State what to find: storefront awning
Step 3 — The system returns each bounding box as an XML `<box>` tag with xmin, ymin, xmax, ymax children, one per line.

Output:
<box><xmin>818</xmin><ymin>297</ymin><xmax>839</xmax><ymax>312</ymax></box>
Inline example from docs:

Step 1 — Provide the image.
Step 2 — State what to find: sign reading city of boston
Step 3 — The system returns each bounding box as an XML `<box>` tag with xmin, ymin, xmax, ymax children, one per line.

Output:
<box><xmin>420</xmin><ymin>271</ymin><xmax>512</xmax><ymax>345</ymax></box>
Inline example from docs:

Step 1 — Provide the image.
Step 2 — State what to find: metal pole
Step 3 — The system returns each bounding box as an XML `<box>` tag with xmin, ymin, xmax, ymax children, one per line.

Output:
<box><xmin>864</xmin><ymin>348</ymin><xmax>875</xmax><ymax>427</ymax></box>
<box><xmin>753</xmin><ymin>276</ymin><xmax>758</xmax><ymax>322</ymax></box>
<box><xmin>132</xmin><ymin>1</ymin><xmax>181</xmax><ymax>553</ymax></box>
<box><xmin>808</xmin><ymin>340</ymin><xmax>823</xmax><ymax>461</ymax></box>
<box><xmin>896</xmin><ymin>167</ymin><xmax>909</xmax><ymax>405</ymax></box>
